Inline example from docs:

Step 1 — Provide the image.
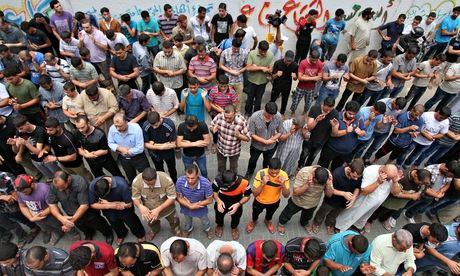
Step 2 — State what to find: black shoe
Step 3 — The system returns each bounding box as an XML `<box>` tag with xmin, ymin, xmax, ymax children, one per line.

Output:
<box><xmin>105</xmin><ymin>235</ymin><xmax>114</xmax><ymax>245</ymax></box>
<box><xmin>84</xmin><ymin>233</ymin><xmax>94</xmax><ymax>240</ymax></box>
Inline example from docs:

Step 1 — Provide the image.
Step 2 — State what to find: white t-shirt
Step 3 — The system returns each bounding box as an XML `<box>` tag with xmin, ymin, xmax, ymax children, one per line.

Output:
<box><xmin>190</xmin><ymin>16</ymin><xmax>211</xmax><ymax>41</ymax></box>
<box><xmin>402</xmin><ymin>24</ymin><xmax>413</xmax><ymax>35</ymax></box>
<box><xmin>420</xmin><ymin>20</ymin><xmax>436</xmax><ymax>38</ymax></box>
<box><xmin>440</xmin><ymin>63</ymin><xmax>460</xmax><ymax>94</ymax></box>
<box><xmin>160</xmin><ymin>237</ymin><xmax>207</xmax><ymax>276</ymax></box>
<box><xmin>0</xmin><ymin>83</ymin><xmax>13</xmax><ymax>116</ymax></box>
<box><xmin>107</xmin><ymin>32</ymin><xmax>130</xmax><ymax>51</ymax></box>
<box><xmin>239</xmin><ymin>26</ymin><xmax>257</xmax><ymax>50</ymax></box>
<box><xmin>414</xmin><ymin>111</ymin><xmax>450</xmax><ymax>145</ymax></box>
<box><xmin>206</xmin><ymin>240</ymin><xmax>247</xmax><ymax>270</ymax></box>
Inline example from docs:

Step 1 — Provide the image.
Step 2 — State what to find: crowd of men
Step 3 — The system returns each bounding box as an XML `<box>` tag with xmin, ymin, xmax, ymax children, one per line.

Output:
<box><xmin>1</xmin><ymin>0</ymin><xmax>460</xmax><ymax>275</ymax></box>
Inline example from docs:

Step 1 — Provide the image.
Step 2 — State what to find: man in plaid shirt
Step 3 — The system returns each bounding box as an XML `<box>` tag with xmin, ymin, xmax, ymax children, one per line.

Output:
<box><xmin>211</xmin><ymin>105</ymin><xmax>250</xmax><ymax>174</ymax></box>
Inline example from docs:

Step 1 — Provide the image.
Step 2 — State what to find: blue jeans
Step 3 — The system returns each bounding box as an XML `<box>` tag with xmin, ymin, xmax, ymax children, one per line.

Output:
<box><xmin>427</xmin><ymin>197</ymin><xmax>459</xmax><ymax>215</ymax></box>
<box><xmin>315</xmin><ymin>86</ymin><xmax>339</xmax><ymax>106</ymax></box>
<box><xmin>389</xmin><ymin>86</ymin><xmax>405</xmax><ymax>98</ymax></box>
<box><xmin>405</xmin><ymin>196</ymin><xmax>434</xmax><ymax>218</ymax></box>
<box><xmin>360</xmin><ymin>87</ymin><xmax>384</xmax><ymax>106</ymax></box>
<box><xmin>405</xmin><ymin>85</ymin><xmax>427</xmax><ymax>110</ymax></box>
<box><xmin>416</xmin><ymin>140</ymin><xmax>454</xmax><ymax>166</ymax></box>
<box><xmin>182</xmin><ymin>154</ymin><xmax>208</xmax><ymax>179</ymax></box>
<box><xmin>402</xmin><ymin>143</ymin><xmax>431</xmax><ymax>167</ymax></box>
<box><xmin>362</xmin><ymin>132</ymin><xmax>389</xmax><ymax>160</ymax></box>
<box><xmin>183</xmin><ymin>213</ymin><xmax>211</xmax><ymax>232</ymax></box>
<box><xmin>424</xmin><ymin>87</ymin><xmax>457</xmax><ymax>111</ymax></box>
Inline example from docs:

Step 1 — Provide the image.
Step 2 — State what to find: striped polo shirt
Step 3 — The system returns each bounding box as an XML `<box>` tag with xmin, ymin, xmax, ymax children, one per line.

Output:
<box><xmin>44</xmin><ymin>58</ymin><xmax>70</xmax><ymax>83</ymax></box>
<box><xmin>176</xmin><ymin>175</ymin><xmax>212</xmax><ymax>217</ymax></box>
<box><xmin>189</xmin><ymin>55</ymin><xmax>217</xmax><ymax>90</ymax></box>
<box><xmin>23</xmin><ymin>248</ymin><xmax>74</xmax><ymax>276</ymax></box>
<box><xmin>207</xmin><ymin>85</ymin><xmax>238</xmax><ymax>117</ymax></box>
<box><xmin>158</xmin><ymin>14</ymin><xmax>179</xmax><ymax>36</ymax></box>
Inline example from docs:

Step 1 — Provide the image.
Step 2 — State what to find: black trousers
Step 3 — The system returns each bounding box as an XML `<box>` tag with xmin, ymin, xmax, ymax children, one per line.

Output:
<box><xmin>88</xmin><ymin>155</ymin><xmax>123</xmax><ymax>178</ymax></box>
<box><xmin>336</xmin><ymin>88</ymin><xmax>363</xmax><ymax>111</ymax></box>
<box><xmin>374</xmin><ymin>140</ymin><xmax>406</xmax><ymax>161</ymax></box>
<box><xmin>246</xmin><ymin>145</ymin><xmax>277</xmax><ymax>176</ymax></box>
<box><xmin>367</xmin><ymin>205</ymin><xmax>396</xmax><ymax>223</ymax></box>
<box><xmin>318</xmin><ymin>144</ymin><xmax>349</xmax><ymax>171</ymax></box>
<box><xmin>119</xmin><ymin>153</ymin><xmax>150</xmax><ymax>184</ymax></box>
<box><xmin>118</xmin><ymin>78</ymin><xmax>139</xmax><ymax>90</ymax></box>
<box><xmin>270</xmin><ymin>88</ymin><xmax>290</xmax><ymax>115</ymax></box>
<box><xmin>252</xmin><ymin>199</ymin><xmax>280</xmax><ymax>221</ymax></box>
<box><xmin>214</xmin><ymin>198</ymin><xmax>244</xmax><ymax>229</ymax></box>
<box><xmin>107</xmin><ymin>210</ymin><xmax>145</xmax><ymax>239</ymax></box>
<box><xmin>76</xmin><ymin>209</ymin><xmax>113</xmax><ymax>237</ymax></box>
<box><xmin>298</xmin><ymin>141</ymin><xmax>324</xmax><ymax>168</ymax></box>
<box><xmin>278</xmin><ymin>198</ymin><xmax>316</xmax><ymax>226</ymax></box>
<box><xmin>0</xmin><ymin>211</ymin><xmax>36</xmax><ymax>241</ymax></box>
<box><xmin>151</xmin><ymin>155</ymin><xmax>177</xmax><ymax>183</ymax></box>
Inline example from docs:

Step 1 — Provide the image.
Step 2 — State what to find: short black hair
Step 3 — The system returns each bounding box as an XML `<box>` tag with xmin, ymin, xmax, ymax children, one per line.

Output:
<box><xmin>170</xmin><ymin>239</ymin><xmax>188</xmax><ymax>257</ymax></box>
<box><xmin>44</xmin><ymin>117</ymin><xmax>60</xmax><ymax>128</ymax></box>
<box><xmin>336</xmin><ymin>53</ymin><xmax>347</xmax><ymax>63</ymax></box>
<box><xmin>174</xmin><ymin>33</ymin><xmax>184</xmax><ymax>42</ymax></box>
<box><xmin>163</xmin><ymin>40</ymin><xmax>174</xmax><ymax>49</ymax></box>
<box><xmin>351</xmin><ymin>235</ymin><xmax>369</xmax><ymax>254</ymax></box>
<box><xmin>394</xmin><ymin>97</ymin><xmax>407</xmax><ymax>110</ymax></box>
<box><xmin>185</xmin><ymin>164</ymin><xmax>199</xmax><ymax>175</ymax></box>
<box><xmin>407</xmin><ymin>47</ymin><xmax>420</xmax><ymax>55</ymax></box>
<box><xmin>232</xmin><ymin>38</ymin><xmax>242</xmax><ymax>48</ymax></box>
<box><xmin>142</xmin><ymin>167</ymin><xmax>157</xmax><ymax>181</ymax></box>
<box><xmin>151</xmin><ymin>81</ymin><xmax>165</xmax><ymax>95</ymax></box>
<box><xmin>414</xmin><ymin>15</ymin><xmax>423</xmax><ymax>22</ymax></box>
<box><xmin>94</xmin><ymin>177</ymin><xmax>110</xmax><ymax>198</ymax></box>
<box><xmin>258</xmin><ymin>40</ymin><xmax>269</xmax><ymax>51</ymax></box>
<box><xmin>164</xmin><ymin>4</ymin><xmax>172</xmax><ymax>11</ymax></box>
<box><xmin>141</xmin><ymin>11</ymin><xmax>150</xmax><ymax>19</ymax></box>
<box><xmin>147</xmin><ymin>111</ymin><xmax>161</xmax><ymax>125</ymax></box>
<box><xmin>49</xmin><ymin>0</ymin><xmax>60</xmax><ymax>9</ymax></box>
<box><xmin>218</xmin><ymin>74</ymin><xmax>229</xmax><ymax>84</ymax></box>
<box><xmin>100</xmin><ymin>7</ymin><xmax>109</xmax><ymax>14</ymax></box>
<box><xmin>398</xmin><ymin>14</ymin><xmax>407</xmax><ymax>20</ymax></box>
<box><xmin>3</xmin><ymin>66</ymin><xmax>19</xmax><ymax>78</ymax></box>
<box><xmin>105</xmin><ymin>29</ymin><xmax>115</xmax><ymax>39</ymax></box>
<box><xmin>324</xmin><ymin>96</ymin><xmax>335</xmax><ymax>107</ymax></box>
<box><xmin>304</xmin><ymin>239</ymin><xmax>325</xmax><ymax>260</ymax></box>
<box><xmin>310</xmin><ymin>50</ymin><xmax>320</xmax><ymax>59</ymax></box>
<box><xmin>221</xmin><ymin>170</ymin><xmax>237</xmax><ymax>186</ymax></box>
<box><xmin>185</xmin><ymin>115</ymin><xmax>198</xmax><ymax>127</ymax></box>
<box><xmin>344</xmin><ymin>101</ymin><xmax>360</xmax><ymax>113</ymax></box>
<box><xmin>74</xmin><ymin>11</ymin><xmax>85</xmax><ymax>22</ymax></box>
<box><xmin>69</xmin><ymin>246</ymin><xmax>91</xmax><ymax>270</ymax></box>
<box><xmin>20</xmin><ymin>21</ymin><xmax>31</xmax><ymax>32</ymax></box>
<box><xmin>374</xmin><ymin>101</ymin><xmax>387</xmax><ymax>114</ymax></box>
<box><xmin>139</xmin><ymin>33</ymin><xmax>150</xmax><ymax>44</ymax></box>
<box><xmin>114</xmin><ymin>43</ymin><xmax>125</xmax><ymax>51</ymax></box>
<box><xmin>117</xmin><ymin>242</ymin><xmax>138</xmax><ymax>258</ymax></box>
<box><xmin>415</xmin><ymin>169</ymin><xmax>431</xmax><ymax>182</ymax></box>
<box><xmin>381</xmin><ymin>50</ymin><xmax>395</xmax><ymax>58</ymax></box>
<box><xmin>439</xmin><ymin>106</ymin><xmax>452</xmax><ymax>118</ymax></box>
<box><xmin>309</xmin><ymin>9</ymin><xmax>319</xmax><ymax>16</ymax></box>
<box><xmin>265</xmin><ymin>102</ymin><xmax>278</xmax><ymax>115</ymax></box>
<box><xmin>446</xmin><ymin>160</ymin><xmax>460</xmax><ymax>178</ymax></box>
<box><xmin>85</xmin><ymin>84</ymin><xmax>99</xmax><ymax>97</ymax></box>
<box><xmin>0</xmin><ymin>242</ymin><xmax>18</xmax><ymax>261</ymax></box>
<box><xmin>429</xmin><ymin>223</ymin><xmax>448</xmax><ymax>242</ymax></box>
<box><xmin>268</xmin><ymin>158</ymin><xmax>282</xmax><ymax>170</ymax></box>
<box><xmin>39</xmin><ymin>74</ymin><xmax>52</xmax><ymax>86</ymax></box>
<box><xmin>70</xmin><ymin>57</ymin><xmax>82</xmax><ymax>68</ymax></box>
<box><xmin>335</xmin><ymin>9</ymin><xmax>345</xmax><ymax>17</ymax></box>
<box><xmin>198</xmin><ymin>6</ymin><xmax>206</xmax><ymax>13</ymax></box>
<box><xmin>453</xmin><ymin>6</ymin><xmax>460</xmax><ymax>13</ymax></box>
<box><xmin>315</xmin><ymin>167</ymin><xmax>329</xmax><ymax>185</ymax></box>
<box><xmin>61</xmin><ymin>31</ymin><xmax>71</xmax><ymax>39</ymax></box>
<box><xmin>368</xmin><ymin>50</ymin><xmax>379</xmax><ymax>58</ymax></box>
<box><xmin>218</xmin><ymin>3</ymin><xmax>227</xmax><ymax>10</ymax></box>
<box><xmin>428</xmin><ymin>12</ymin><xmax>437</xmax><ymax>18</ymax></box>
<box><xmin>434</xmin><ymin>53</ymin><xmax>447</xmax><ymax>62</ymax></box>
<box><xmin>348</xmin><ymin>159</ymin><xmax>365</xmax><ymax>174</ymax></box>
<box><xmin>188</xmin><ymin>77</ymin><xmax>199</xmax><ymax>86</ymax></box>
<box><xmin>25</xmin><ymin>246</ymin><xmax>47</xmax><ymax>265</ymax></box>
<box><xmin>121</xmin><ymin>13</ymin><xmax>131</xmax><ymax>23</ymax></box>
<box><xmin>12</xmin><ymin>114</ymin><xmax>28</xmax><ymax>128</ymax></box>
<box><xmin>237</xmin><ymin>14</ymin><xmax>247</xmax><ymax>23</ymax></box>
<box><xmin>262</xmin><ymin>240</ymin><xmax>278</xmax><ymax>259</ymax></box>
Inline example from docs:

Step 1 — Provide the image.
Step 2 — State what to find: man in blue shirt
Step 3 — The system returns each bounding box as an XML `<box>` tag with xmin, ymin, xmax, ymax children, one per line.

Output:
<box><xmin>89</xmin><ymin>176</ymin><xmax>145</xmax><ymax>245</ymax></box>
<box><xmin>137</xmin><ymin>11</ymin><xmax>160</xmax><ymax>57</ymax></box>
<box><xmin>321</xmin><ymin>9</ymin><xmax>346</xmax><ymax>61</ymax></box>
<box><xmin>179</xmin><ymin>77</ymin><xmax>211</xmax><ymax>122</ymax></box>
<box><xmin>107</xmin><ymin>112</ymin><xmax>149</xmax><ymax>183</ymax></box>
<box><xmin>373</xmin><ymin>104</ymin><xmax>425</xmax><ymax>163</ymax></box>
<box><xmin>324</xmin><ymin>231</ymin><xmax>374</xmax><ymax>276</ymax></box>
<box><xmin>353</xmin><ymin>101</ymin><xmax>386</xmax><ymax>158</ymax></box>
<box><xmin>176</xmin><ymin>164</ymin><xmax>214</xmax><ymax>239</ymax></box>
<box><xmin>424</xmin><ymin>6</ymin><xmax>460</xmax><ymax>60</ymax></box>
<box><xmin>378</xmin><ymin>14</ymin><xmax>406</xmax><ymax>53</ymax></box>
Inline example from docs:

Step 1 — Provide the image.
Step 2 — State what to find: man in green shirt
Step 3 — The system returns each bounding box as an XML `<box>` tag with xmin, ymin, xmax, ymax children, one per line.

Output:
<box><xmin>4</xmin><ymin>66</ymin><xmax>43</xmax><ymax>125</ymax></box>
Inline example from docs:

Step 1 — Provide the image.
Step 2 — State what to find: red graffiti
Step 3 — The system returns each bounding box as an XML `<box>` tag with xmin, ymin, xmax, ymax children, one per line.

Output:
<box><xmin>257</xmin><ymin>2</ymin><xmax>271</xmax><ymax>26</ymax></box>
<box><xmin>240</xmin><ymin>4</ymin><xmax>255</xmax><ymax>17</ymax></box>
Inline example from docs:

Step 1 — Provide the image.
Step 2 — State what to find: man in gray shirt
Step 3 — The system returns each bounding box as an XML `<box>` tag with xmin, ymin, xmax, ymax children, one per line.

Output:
<box><xmin>245</xmin><ymin>102</ymin><xmax>284</xmax><ymax>178</ymax></box>
<box><xmin>384</xmin><ymin>47</ymin><xmax>418</xmax><ymax>98</ymax></box>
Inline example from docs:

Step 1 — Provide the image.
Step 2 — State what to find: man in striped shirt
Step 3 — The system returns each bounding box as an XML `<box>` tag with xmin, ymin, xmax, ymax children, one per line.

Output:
<box><xmin>158</xmin><ymin>4</ymin><xmax>179</xmax><ymax>42</ymax></box>
<box><xmin>41</xmin><ymin>52</ymin><xmax>70</xmax><ymax>83</ymax></box>
<box><xmin>211</xmin><ymin>104</ymin><xmax>250</xmax><ymax>173</ymax></box>
<box><xmin>188</xmin><ymin>44</ymin><xmax>217</xmax><ymax>91</ymax></box>
<box><xmin>23</xmin><ymin>245</ymin><xmax>74</xmax><ymax>276</ymax></box>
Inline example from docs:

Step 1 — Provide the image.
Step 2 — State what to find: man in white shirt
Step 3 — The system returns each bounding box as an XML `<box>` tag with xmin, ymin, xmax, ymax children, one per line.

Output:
<box><xmin>207</xmin><ymin>240</ymin><xmax>246</xmax><ymax>276</ymax></box>
<box><xmin>160</xmin><ymin>237</ymin><xmax>207</xmax><ymax>276</ymax></box>
<box><xmin>420</xmin><ymin>12</ymin><xmax>437</xmax><ymax>41</ymax></box>
<box><xmin>190</xmin><ymin>6</ymin><xmax>211</xmax><ymax>42</ymax></box>
<box><xmin>371</xmin><ymin>230</ymin><xmax>416</xmax><ymax>276</ymax></box>
<box><xmin>106</xmin><ymin>29</ymin><xmax>131</xmax><ymax>56</ymax></box>
<box><xmin>235</xmin><ymin>14</ymin><xmax>258</xmax><ymax>50</ymax></box>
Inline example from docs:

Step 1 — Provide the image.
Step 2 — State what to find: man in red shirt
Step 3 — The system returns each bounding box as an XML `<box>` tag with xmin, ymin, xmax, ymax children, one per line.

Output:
<box><xmin>246</xmin><ymin>239</ymin><xmax>285</xmax><ymax>275</ymax></box>
<box><xmin>291</xmin><ymin>50</ymin><xmax>323</xmax><ymax>116</ymax></box>
<box><xmin>68</xmin><ymin>240</ymin><xmax>118</xmax><ymax>276</ymax></box>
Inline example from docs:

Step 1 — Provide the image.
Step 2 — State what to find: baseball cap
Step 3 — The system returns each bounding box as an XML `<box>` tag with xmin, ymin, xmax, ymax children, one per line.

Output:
<box><xmin>284</xmin><ymin>50</ymin><xmax>295</xmax><ymax>62</ymax></box>
<box><xmin>193</xmin><ymin>36</ymin><xmax>205</xmax><ymax>45</ymax></box>
<box><xmin>14</xmin><ymin>174</ymin><xmax>34</xmax><ymax>190</ymax></box>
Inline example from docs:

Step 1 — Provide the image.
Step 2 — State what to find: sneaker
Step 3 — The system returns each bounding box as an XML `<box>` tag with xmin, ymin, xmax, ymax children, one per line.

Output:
<box><xmin>42</xmin><ymin>231</ymin><xmax>51</xmax><ymax>244</ymax></box>
<box><xmin>206</xmin><ymin>228</ymin><xmax>214</xmax><ymax>239</ymax></box>
<box><xmin>403</xmin><ymin>210</ymin><xmax>416</xmax><ymax>224</ymax></box>
<box><xmin>246</xmin><ymin>221</ymin><xmax>256</xmax><ymax>234</ymax></box>
<box><xmin>231</xmin><ymin>228</ymin><xmax>240</xmax><ymax>240</ymax></box>
<box><xmin>425</xmin><ymin>210</ymin><xmax>436</xmax><ymax>221</ymax></box>
<box><xmin>388</xmin><ymin>217</ymin><xmax>397</xmax><ymax>228</ymax></box>
<box><xmin>364</xmin><ymin>222</ymin><xmax>372</xmax><ymax>233</ymax></box>
<box><xmin>215</xmin><ymin>226</ymin><xmax>223</xmax><ymax>238</ymax></box>
<box><xmin>382</xmin><ymin>220</ymin><xmax>392</xmax><ymax>231</ymax></box>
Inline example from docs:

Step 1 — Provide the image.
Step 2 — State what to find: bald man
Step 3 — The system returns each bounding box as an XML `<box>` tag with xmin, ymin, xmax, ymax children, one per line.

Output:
<box><xmin>335</xmin><ymin>164</ymin><xmax>402</xmax><ymax>233</ymax></box>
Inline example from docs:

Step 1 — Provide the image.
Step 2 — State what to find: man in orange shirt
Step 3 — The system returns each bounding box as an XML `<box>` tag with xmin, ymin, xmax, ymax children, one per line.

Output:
<box><xmin>246</xmin><ymin>158</ymin><xmax>290</xmax><ymax>234</ymax></box>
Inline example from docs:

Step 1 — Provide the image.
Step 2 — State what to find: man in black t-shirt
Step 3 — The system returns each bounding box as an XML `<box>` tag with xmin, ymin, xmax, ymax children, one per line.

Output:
<box><xmin>210</xmin><ymin>3</ymin><xmax>234</xmax><ymax>46</ymax></box>
<box><xmin>115</xmin><ymin>242</ymin><xmax>163</xmax><ymax>275</ymax></box>
<box><xmin>110</xmin><ymin>43</ymin><xmax>140</xmax><ymax>89</ymax></box>
<box><xmin>177</xmin><ymin>115</ymin><xmax>210</xmax><ymax>179</ymax></box>
<box><xmin>9</xmin><ymin>114</ymin><xmax>61</xmax><ymax>180</ymax></box>
<box><xmin>44</xmin><ymin>117</ymin><xmax>93</xmax><ymax>182</ymax></box>
<box><xmin>446</xmin><ymin>33</ymin><xmax>460</xmax><ymax>63</ymax></box>
<box><xmin>313</xmin><ymin>159</ymin><xmax>364</xmax><ymax>234</ymax></box>
<box><xmin>298</xmin><ymin>96</ymin><xmax>338</xmax><ymax>168</ymax></box>
<box><xmin>282</xmin><ymin>236</ymin><xmax>327</xmax><ymax>276</ymax></box>
<box><xmin>270</xmin><ymin>50</ymin><xmax>298</xmax><ymax>115</ymax></box>
<box><xmin>403</xmin><ymin>222</ymin><xmax>448</xmax><ymax>259</ymax></box>
<box><xmin>143</xmin><ymin>111</ymin><xmax>178</xmax><ymax>183</ymax></box>
<box><xmin>74</xmin><ymin>115</ymin><xmax>122</xmax><ymax>177</ymax></box>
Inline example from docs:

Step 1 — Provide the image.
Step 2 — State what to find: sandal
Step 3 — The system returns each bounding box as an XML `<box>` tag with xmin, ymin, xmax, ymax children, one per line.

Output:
<box><xmin>304</xmin><ymin>224</ymin><xmax>313</xmax><ymax>233</ymax></box>
<box><xmin>116</xmin><ymin>237</ymin><xmax>125</xmax><ymax>246</ymax></box>
<box><xmin>326</xmin><ymin>226</ymin><xmax>335</xmax><ymax>235</ymax></box>
<box><xmin>264</xmin><ymin>220</ymin><xmax>275</xmax><ymax>234</ymax></box>
<box><xmin>206</xmin><ymin>229</ymin><xmax>214</xmax><ymax>240</ymax></box>
<box><xmin>246</xmin><ymin>221</ymin><xmax>256</xmax><ymax>234</ymax></box>
<box><xmin>215</xmin><ymin>226</ymin><xmax>223</xmax><ymax>238</ymax></box>
<box><xmin>312</xmin><ymin>224</ymin><xmax>320</xmax><ymax>234</ymax></box>
<box><xmin>277</xmin><ymin>224</ymin><xmax>286</xmax><ymax>235</ymax></box>
<box><xmin>231</xmin><ymin>228</ymin><xmax>240</xmax><ymax>240</ymax></box>
<box><xmin>146</xmin><ymin>231</ymin><xmax>155</xmax><ymax>241</ymax></box>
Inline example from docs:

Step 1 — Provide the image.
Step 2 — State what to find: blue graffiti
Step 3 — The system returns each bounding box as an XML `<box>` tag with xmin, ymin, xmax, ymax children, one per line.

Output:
<box><xmin>3</xmin><ymin>0</ymin><xmax>51</xmax><ymax>26</ymax></box>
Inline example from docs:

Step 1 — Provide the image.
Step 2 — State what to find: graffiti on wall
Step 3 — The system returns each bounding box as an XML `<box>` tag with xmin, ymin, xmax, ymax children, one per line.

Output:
<box><xmin>1</xmin><ymin>0</ymin><xmax>456</xmax><ymax>33</ymax></box>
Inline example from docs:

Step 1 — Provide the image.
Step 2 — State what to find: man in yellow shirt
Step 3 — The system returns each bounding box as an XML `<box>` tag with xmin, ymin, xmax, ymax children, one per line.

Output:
<box><xmin>246</xmin><ymin>158</ymin><xmax>290</xmax><ymax>234</ymax></box>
